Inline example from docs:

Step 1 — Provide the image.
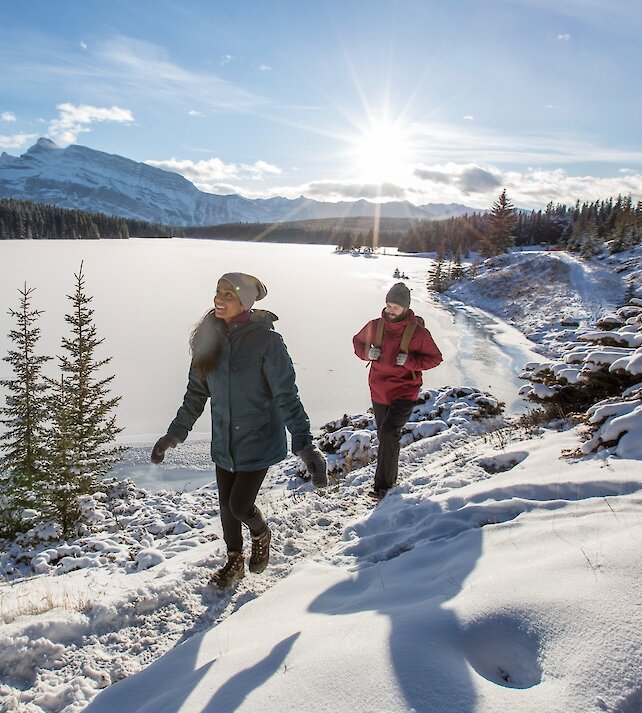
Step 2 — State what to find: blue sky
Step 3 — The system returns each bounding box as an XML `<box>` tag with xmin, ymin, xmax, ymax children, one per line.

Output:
<box><xmin>0</xmin><ymin>0</ymin><xmax>640</xmax><ymax>209</ymax></box>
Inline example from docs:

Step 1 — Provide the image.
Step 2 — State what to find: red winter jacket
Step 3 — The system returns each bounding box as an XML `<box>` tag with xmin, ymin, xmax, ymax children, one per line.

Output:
<box><xmin>353</xmin><ymin>309</ymin><xmax>443</xmax><ymax>405</ymax></box>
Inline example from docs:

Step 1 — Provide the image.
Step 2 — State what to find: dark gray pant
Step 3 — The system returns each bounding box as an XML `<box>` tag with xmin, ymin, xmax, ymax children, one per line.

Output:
<box><xmin>215</xmin><ymin>465</ymin><xmax>268</xmax><ymax>553</ymax></box>
<box><xmin>372</xmin><ymin>400</ymin><xmax>415</xmax><ymax>491</ymax></box>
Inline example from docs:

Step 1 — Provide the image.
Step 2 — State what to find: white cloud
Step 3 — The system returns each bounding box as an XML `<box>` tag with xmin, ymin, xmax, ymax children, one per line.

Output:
<box><xmin>410</xmin><ymin>161</ymin><xmax>642</xmax><ymax>210</ymax></box>
<box><xmin>188</xmin><ymin>110</ymin><xmax>203</xmax><ymax>117</ymax></box>
<box><xmin>259</xmin><ymin>64</ymin><xmax>272</xmax><ymax>72</ymax></box>
<box><xmin>463</xmin><ymin>115</ymin><xmax>475</xmax><ymax>121</ymax></box>
<box><xmin>303</xmin><ymin>180</ymin><xmax>407</xmax><ymax>201</ymax></box>
<box><xmin>0</xmin><ymin>133</ymin><xmax>38</xmax><ymax>150</ymax></box>
<box><xmin>1</xmin><ymin>112</ymin><xmax>17</xmax><ymax>122</ymax></box>
<box><xmin>80</xmin><ymin>41</ymin><xmax>88</xmax><ymax>50</ymax></box>
<box><xmin>557</xmin><ymin>33</ymin><xmax>571</xmax><ymax>40</ymax></box>
<box><xmin>220</xmin><ymin>54</ymin><xmax>234</xmax><ymax>66</ymax></box>
<box><xmin>48</xmin><ymin>103</ymin><xmax>134</xmax><ymax>145</ymax></box>
<box><xmin>145</xmin><ymin>156</ymin><xmax>282</xmax><ymax>191</ymax></box>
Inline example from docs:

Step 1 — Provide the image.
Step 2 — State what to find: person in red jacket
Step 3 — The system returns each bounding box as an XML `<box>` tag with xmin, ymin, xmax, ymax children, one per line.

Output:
<box><xmin>353</xmin><ymin>282</ymin><xmax>443</xmax><ymax>499</ymax></box>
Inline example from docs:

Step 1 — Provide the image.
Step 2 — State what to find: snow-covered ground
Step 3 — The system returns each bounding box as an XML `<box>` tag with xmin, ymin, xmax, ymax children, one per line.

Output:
<box><xmin>446</xmin><ymin>247</ymin><xmax>641</xmax><ymax>358</ymax></box>
<box><xmin>1</xmin><ymin>245</ymin><xmax>641</xmax><ymax>713</ymax></box>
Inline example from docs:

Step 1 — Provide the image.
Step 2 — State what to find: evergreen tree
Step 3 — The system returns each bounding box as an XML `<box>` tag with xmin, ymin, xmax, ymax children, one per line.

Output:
<box><xmin>0</xmin><ymin>285</ymin><xmax>51</xmax><ymax>536</ymax></box>
<box><xmin>428</xmin><ymin>255</ymin><xmax>447</xmax><ymax>293</ymax></box>
<box><xmin>482</xmin><ymin>189</ymin><xmax>516</xmax><ymax>257</ymax></box>
<box><xmin>42</xmin><ymin>375</ymin><xmax>82</xmax><ymax>537</ymax></box>
<box><xmin>47</xmin><ymin>264</ymin><xmax>123</xmax><ymax>514</ymax></box>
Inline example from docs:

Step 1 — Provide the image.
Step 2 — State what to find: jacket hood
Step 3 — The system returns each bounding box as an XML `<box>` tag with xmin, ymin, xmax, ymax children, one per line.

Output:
<box><xmin>249</xmin><ymin>309</ymin><xmax>279</xmax><ymax>327</ymax></box>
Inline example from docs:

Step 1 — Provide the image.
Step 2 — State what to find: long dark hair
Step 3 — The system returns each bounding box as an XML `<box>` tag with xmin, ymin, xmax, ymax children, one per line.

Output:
<box><xmin>189</xmin><ymin>309</ymin><xmax>222</xmax><ymax>379</ymax></box>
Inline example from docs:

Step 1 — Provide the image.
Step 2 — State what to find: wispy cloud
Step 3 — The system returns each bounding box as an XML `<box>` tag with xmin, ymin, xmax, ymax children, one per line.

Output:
<box><xmin>0</xmin><ymin>33</ymin><xmax>263</xmax><ymax>113</ymax></box>
<box><xmin>80</xmin><ymin>41</ymin><xmax>88</xmax><ymax>50</ymax></box>
<box><xmin>145</xmin><ymin>156</ymin><xmax>282</xmax><ymax>192</ymax></box>
<box><xmin>259</xmin><ymin>65</ymin><xmax>272</xmax><ymax>72</ymax></box>
<box><xmin>188</xmin><ymin>110</ymin><xmax>203</xmax><ymax>117</ymax></box>
<box><xmin>48</xmin><ymin>103</ymin><xmax>134</xmax><ymax>145</ymax></box>
<box><xmin>0</xmin><ymin>132</ymin><xmax>38</xmax><ymax>149</ymax></box>
<box><xmin>303</xmin><ymin>180</ymin><xmax>407</xmax><ymax>200</ymax></box>
<box><xmin>406</xmin><ymin>120</ymin><xmax>642</xmax><ymax>166</ymax></box>
<box><xmin>557</xmin><ymin>33</ymin><xmax>571</xmax><ymax>41</ymax></box>
<box><xmin>1</xmin><ymin>112</ymin><xmax>17</xmax><ymax>122</ymax></box>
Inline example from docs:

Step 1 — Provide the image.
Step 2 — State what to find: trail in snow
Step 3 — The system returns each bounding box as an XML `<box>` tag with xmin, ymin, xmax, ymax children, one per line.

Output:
<box><xmin>552</xmin><ymin>252</ymin><xmax>625</xmax><ymax>320</ymax></box>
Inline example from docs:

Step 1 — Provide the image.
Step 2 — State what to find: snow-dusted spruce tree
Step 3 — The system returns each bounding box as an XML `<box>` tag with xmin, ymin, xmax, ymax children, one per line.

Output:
<box><xmin>481</xmin><ymin>189</ymin><xmax>516</xmax><ymax>257</ymax></box>
<box><xmin>428</xmin><ymin>254</ymin><xmax>447</xmax><ymax>292</ymax></box>
<box><xmin>44</xmin><ymin>264</ymin><xmax>123</xmax><ymax>536</ymax></box>
<box><xmin>42</xmin><ymin>375</ymin><xmax>80</xmax><ymax>537</ymax></box>
<box><xmin>0</xmin><ymin>285</ymin><xmax>51</xmax><ymax>537</ymax></box>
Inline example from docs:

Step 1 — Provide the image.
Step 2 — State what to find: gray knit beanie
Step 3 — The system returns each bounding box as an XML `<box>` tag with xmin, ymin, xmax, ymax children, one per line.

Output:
<box><xmin>219</xmin><ymin>272</ymin><xmax>268</xmax><ymax>310</ymax></box>
<box><xmin>386</xmin><ymin>282</ymin><xmax>411</xmax><ymax>309</ymax></box>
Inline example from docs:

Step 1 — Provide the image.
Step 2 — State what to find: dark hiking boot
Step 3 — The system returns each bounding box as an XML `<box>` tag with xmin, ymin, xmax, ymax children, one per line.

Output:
<box><xmin>368</xmin><ymin>487</ymin><xmax>389</xmax><ymax>501</ymax></box>
<box><xmin>210</xmin><ymin>551</ymin><xmax>245</xmax><ymax>589</ymax></box>
<box><xmin>249</xmin><ymin>527</ymin><xmax>271</xmax><ymax>574</ymax></box>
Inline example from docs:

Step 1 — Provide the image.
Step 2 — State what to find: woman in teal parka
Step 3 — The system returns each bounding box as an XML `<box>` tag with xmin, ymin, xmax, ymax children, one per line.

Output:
<box><xmin>151</xmin><ymin>273</ymin><xmax>327</xmax><ymax>588</ymax></box>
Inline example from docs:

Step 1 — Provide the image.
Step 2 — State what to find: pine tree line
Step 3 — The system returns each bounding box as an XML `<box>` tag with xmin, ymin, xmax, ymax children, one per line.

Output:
<box><xmin>398</xmin><ymin>191</ymin><xmax>642</xmax><ymax>257</ymax></box>
<box><xmin>0</xmin><ymin>266</ymin><xmax>122</xmax><ymax>540</ymax></box>
<box><xmin>0</xmin><ymin>198</ymin><xmax>183</xmax><ymax>240</ymax></box>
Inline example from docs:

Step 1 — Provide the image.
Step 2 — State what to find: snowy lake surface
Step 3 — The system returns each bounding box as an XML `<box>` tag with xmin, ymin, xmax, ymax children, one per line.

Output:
<box><xmin>0</xmin><ymin>239</ymin><xmax>540</xmax><ymax>486</ymax></box>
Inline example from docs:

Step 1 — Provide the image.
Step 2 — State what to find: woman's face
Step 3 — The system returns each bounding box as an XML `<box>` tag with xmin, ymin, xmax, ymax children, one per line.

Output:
<box><xmin>214</xmin><ymin>279</ymin><xmax>245</xmax><ymax>323</ymax></box>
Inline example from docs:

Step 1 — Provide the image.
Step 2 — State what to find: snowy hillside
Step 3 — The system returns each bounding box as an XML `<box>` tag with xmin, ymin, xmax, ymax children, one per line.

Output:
<box><xmin>1</xmin><ymin>419</ymin><xmax>640</xmax><ymax>713</ymax></box>
<box><xmin>0</xmin><ymin>139</ymin><xmax>471</xmax><ymax>227</ymax></box>
<box><xmin>445</xmin><ymin>247</ymin><xmax>642</xmax><ymax>357</ymax></box>
<box><xmin>0</xmin><ymin>247</ymin><xmax>641</xmax><ymax>713</ymax></box>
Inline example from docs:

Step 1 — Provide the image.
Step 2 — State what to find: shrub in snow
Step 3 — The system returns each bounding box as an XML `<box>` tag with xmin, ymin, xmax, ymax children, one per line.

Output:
<box><xmin>581</xmin><ymin>388</ymin><xmax>642</xmax><ymax>458</ymax></box>
<box><xmin>299</xmin><ymin>386</ymin><xmax>504</xmax><ymax>479</ymax></box>
<box><xmin>520</xmin><ymin>301</ymin><xmax>642</xmax><ymax>457</ymax></box>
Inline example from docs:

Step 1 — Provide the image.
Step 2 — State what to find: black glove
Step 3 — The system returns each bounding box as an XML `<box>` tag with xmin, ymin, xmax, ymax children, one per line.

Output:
<box><xmin>295</xmin><ymin>443</ymin><xmax>328</xmax><ymax>488</ymax></box>
<box><xmin>151</xmin><ymin>434</ymin><xmax>182</xmax><ymax>464</ymax></box>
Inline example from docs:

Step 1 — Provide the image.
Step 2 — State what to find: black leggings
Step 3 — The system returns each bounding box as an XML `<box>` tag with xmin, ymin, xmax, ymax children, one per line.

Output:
<box><xmin>215</xmin><ymin>465</ymin><xmax>268</xmax><ymax>553</ymax></box>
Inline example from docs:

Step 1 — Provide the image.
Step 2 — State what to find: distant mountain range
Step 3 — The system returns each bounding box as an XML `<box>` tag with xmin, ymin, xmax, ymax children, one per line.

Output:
<box><xmin>0</xmin><ymin>138</ymin><xmax>474</xmax><ymax>227</ymax></box>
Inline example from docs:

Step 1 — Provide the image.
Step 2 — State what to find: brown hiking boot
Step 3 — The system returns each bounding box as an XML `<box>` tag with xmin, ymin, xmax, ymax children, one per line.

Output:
<box><xmin>210</xmin><ymin>551</ymin><xmax>245</xmax><ymax>589</ymax></box>
<box><xmin>249</xmin><ymin>527</ymin><xmax>271</xmax><ymax>574</ymax></box>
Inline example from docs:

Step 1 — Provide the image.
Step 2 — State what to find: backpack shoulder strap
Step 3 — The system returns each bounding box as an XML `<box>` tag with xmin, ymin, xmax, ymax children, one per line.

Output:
<box><xmin>399</xmin><ymin>319</ymin><xmax>418</xmax><ymax>354</ymax></box>
<box><xmin>373</xmin><ymin>318</ymin><xmax>384</xmax><ymax>348</ymax></box>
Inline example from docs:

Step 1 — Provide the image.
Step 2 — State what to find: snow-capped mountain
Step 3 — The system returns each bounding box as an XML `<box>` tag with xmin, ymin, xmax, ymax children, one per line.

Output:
<box><xmin>0</xmin><ymin>138</ymin><xmax>472</xmax><ymax>226</ymax></box>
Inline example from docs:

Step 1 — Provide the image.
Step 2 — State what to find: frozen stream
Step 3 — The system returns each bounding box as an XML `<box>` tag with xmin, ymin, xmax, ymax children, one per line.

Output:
<box><xmin>0</xmin><ymin>239</ymin><xmax>541</xmax><ymax>489</ymax></box>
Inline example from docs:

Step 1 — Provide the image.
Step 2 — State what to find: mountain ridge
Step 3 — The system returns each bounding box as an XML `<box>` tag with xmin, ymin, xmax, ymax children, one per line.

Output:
<box><xmin>0</xmin><ymin>138</ymin><xmax>474</xmax><ymax>226</ymax></box>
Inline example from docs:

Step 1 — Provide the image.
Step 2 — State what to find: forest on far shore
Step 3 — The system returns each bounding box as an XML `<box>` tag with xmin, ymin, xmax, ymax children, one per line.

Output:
<box><xmin>1</xmin><ymin>193</ymin><xmax>640</xmax><ymax>259</ymax></box>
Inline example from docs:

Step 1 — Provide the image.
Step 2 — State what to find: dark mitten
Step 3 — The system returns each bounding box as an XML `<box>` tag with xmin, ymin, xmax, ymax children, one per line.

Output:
<box><xmin>151</xmin><ymin>433</ymin><xmax>181</xmax><ymax>463</ymax></box>
<box><xmin>295</xmin><ymin>443</ymin><xmax>328</xmax><ymax>488</ymax></box>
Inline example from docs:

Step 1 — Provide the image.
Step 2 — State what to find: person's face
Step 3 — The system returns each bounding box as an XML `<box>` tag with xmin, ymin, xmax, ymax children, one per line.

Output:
<box><xmin>214</xmin><ymin>279</ymin><xmax>245</xmax><ymax>323</ymax></box>
<box><xmin>384</xmin><ymin>302</ymin><xmax>406</xmax><ymax>320</ymax></box>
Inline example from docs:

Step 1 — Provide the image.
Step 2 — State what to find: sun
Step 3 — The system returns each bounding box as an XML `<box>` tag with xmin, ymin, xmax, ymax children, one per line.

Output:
<box><xmin>350</xmin><ymin>118</ymin><xmax>414</xmax><ymax>183</ymax></box>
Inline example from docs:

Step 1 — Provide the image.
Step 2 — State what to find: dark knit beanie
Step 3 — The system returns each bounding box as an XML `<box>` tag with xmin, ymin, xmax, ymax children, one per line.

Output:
<box><xmin>386</xmin><ymin>282</ymin><xmax>411</xmax><ymax>308</ymax></box>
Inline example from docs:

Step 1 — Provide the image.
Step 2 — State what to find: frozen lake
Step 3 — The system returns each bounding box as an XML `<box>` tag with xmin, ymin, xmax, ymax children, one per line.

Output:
<box><xmin>1</xmin><ymin>238</ymin><xmax>540</xmax><ymax>487</ymax></box>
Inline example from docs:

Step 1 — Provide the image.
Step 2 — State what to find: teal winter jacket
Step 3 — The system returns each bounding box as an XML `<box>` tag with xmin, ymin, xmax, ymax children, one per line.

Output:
<box><xmin>167</xmin><ymin>310</ymin><xmax>313</xmax><ymax>472</ymax></box>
